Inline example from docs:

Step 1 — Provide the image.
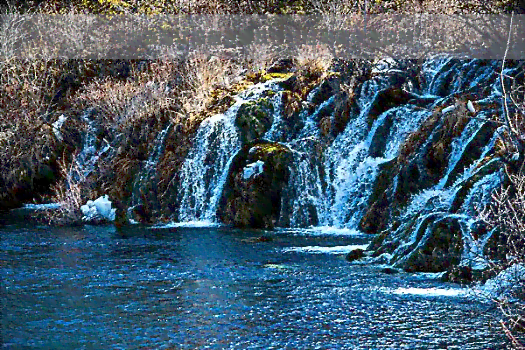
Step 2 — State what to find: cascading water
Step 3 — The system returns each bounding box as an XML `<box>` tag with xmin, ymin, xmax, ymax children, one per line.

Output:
<box><xmin>271</xmin><ymin>67</ymin><xmax>432</xmax><ymax>229</ymax></box>
<box><xmin>177</xmin><ymin>81</ymin><xmax>282</xmax><ymax>224</ymax></box>
<box><xmin>127</xmin><ymin>123</ymin><xmax>172</xmax><ymax>222</ymax></box>
<box><xmin>260</xmin><ymin>58</ymin><xmax>508</xmax><ymax>238</ymax></box>
<box><xmin>74</xmin><ymin>109</ymin><xmax>111</xmax><ymax>181</ymax></box>
<box><xmin>266</xmin><ymin>89</ymin><xmax>334</xmax><ymax>227</ymax></box>
<box><xmin>169</xmin><ymin>57</ymin><xmax>513</xmax><ymax>250</ymax></box>
<box><xmin>369</xmin><ymin>60</ymin><xmax>511</xmax><ymax>270</ymax></box>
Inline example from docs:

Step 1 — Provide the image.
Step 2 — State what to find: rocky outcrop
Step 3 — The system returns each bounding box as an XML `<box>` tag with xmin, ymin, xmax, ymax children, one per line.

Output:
<box><xmin>217</xmin><ymin>142</ymin><xmax>292</xmax><ymax>229</ymax></box>
<box><xmin>235</xmin><ymin>94</ymin><xmax>275</xmax><ymax>143</ymax></box>
<box><xmin>395</xmin><ymin>215</ymin><xmax>464</xmax><ymax>273</ymax></box>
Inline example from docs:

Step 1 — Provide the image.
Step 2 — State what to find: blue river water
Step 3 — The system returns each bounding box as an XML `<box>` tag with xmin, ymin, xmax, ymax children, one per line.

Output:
<box><xmin>0</xmin><ymin>214</ymin><xmax>509</xmax><ymax>349</ymax></box>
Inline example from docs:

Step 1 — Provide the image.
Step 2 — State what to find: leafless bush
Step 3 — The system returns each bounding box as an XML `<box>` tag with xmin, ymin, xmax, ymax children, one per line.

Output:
<box><xmin>480</xmin><ymin>172</ymin><xmax>525</xmax><ymax>236</ymax></box>
<box><xmin>75</xmin><ymin>62</ymin><xmax>174</xmax><ymax>129</ymax></box>
<box><xmin>478</xmin><ymin>60</ymin><xmax>525</xmax><ymax>348</ymax></box>
<box><xmin>0</xmin><ymin>3</ymin><xmax>28</xmax><ymax>63</ymax></box>
<box><xmin>47</xmin><ymin>155</ymin><xmax>84</xmax><ymax>224</ymax></box>
<box><xmin>295</xmin><ymin>43</ymin><xmax>333</xmax><ymax>78</ymax></box>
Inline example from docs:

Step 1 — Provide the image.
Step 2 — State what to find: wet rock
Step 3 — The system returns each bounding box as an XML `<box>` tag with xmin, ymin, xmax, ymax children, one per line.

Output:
<box><xmin>311</xmin><ymin>77</ymin><xmax>337</xmax><ymax>106</ymax></box>
<box><xmin>279</xmin><ymin>75</ymin><xmax>298</xmax><ymax>91</ymax></box>
<box><xmin>398</xmin><ymin>215</ymin><xmax>464</xmax><ymax>273</ymax></box>
<box><xmin>346</xmin><ymin>248</ymin><xmax>365</xmax><ymax>262</ymax></box>
<box><xmin>128</xmin><ymin>203</ymin><xmax>152</xmax><ymax>224</ymax></box>
<box><xmin>218</xmin><ymin>141</ymin><xmax>292</xmax><ymax>229</ymax></box>
<box><xmin>241</xmin><ymin>235</ymin><xmax>274</xmax><ymax>243</ymax></box>
<box><xmin>446</xmin><ymin>265</ymin><xmax>473</xmax><ymax>284</ymax></box>
<box><xmin>359</xmin><ymin>159</ymin><xmax>397</xmax><ymax>234</ymax></box>
<box><xmin>380</xmin><ymin>267</ymin><xmax>400</xmax><ymax>274</ymax></box>
<box><xmin>235</xmin><ymin>96</ymin><xmax>274</xmax><ymax>143</ymax></box>
<box><xmin>450</xmin><ymin>159</ymin><xmax>502</xmax><ymax>213</ymax></box>
<box><xmin>444</xmin><ymin>121</ymin><xmax>497</xmax><ymax>187</ymax></box>
<box><xmin>367</xmin><ymin>88</ymin><xmax>412</xmax><ymax>127</ymax></box>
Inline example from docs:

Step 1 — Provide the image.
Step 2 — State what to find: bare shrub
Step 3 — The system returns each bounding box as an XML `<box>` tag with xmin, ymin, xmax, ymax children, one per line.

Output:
<box><xmin>47</xmin><ymin>155</ymin><xmax>84</xmax><ymax>224</ymax></box>
<box><xmin>296</xmin><ymin>43</ymin><xmax>333</xmax><ymax>78</ymax></box>
<box><xmin>479</xmin><ymin>174</ymin><xmax>525</xmax><ymax>348</ymax></box>
<box><xmin>0</xmin><ymin>57</ymin><xmax>67</xmax><ymax>206</ymax></box>
<box><xmin>477</xmin><ymin>58</ymin><xmax>525</xmax><ymax>348</ymax></box>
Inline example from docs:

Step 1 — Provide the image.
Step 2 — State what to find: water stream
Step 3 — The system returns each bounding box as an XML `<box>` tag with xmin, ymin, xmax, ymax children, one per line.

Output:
<box><xmin>0</xmin><ymin>219</ymin><xmax>510</xmax><ymax>349</ymax></box>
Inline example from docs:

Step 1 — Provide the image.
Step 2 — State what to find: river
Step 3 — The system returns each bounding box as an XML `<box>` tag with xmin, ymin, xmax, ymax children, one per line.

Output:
<box><xmin>1</xmin><ymin>213</ymin><xmax>508</xmax><ymax>349</ymax></box>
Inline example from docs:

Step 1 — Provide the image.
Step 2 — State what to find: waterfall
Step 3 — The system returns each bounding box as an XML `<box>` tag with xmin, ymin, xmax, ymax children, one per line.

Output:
<box><xmin>127</xmin><ymin>123</ymin><xmax>172</xmax><ymax>223</ymax></box>
<box><xmin>74</xmin><ymin>109</ymin><xmax>111</xmax><ymax>181</ymax></box>
<box><xmin>269</xmin><ymin>91</ymin><xmax>335</xmax><ymax>227</ymax></box>
<box><xmin>177</xmin><ymin>81</ymin><xmax>281</xmax><ymax>224</ymax></box>
<box><xmin>168</xmin><ymin>57</ymin><xmax>511</xmax><ymax>242</ymax></box>
<box><xmin>266</xmin><ymin>59</ymin><xmax>507</xmax><ymax>234</ymax></box>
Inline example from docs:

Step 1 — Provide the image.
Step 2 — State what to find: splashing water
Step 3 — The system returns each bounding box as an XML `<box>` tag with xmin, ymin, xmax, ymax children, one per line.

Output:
<box><xmin>177</xmin><ymin>81</ymin><xmax>282</xmax><ymax>223</ymax></box>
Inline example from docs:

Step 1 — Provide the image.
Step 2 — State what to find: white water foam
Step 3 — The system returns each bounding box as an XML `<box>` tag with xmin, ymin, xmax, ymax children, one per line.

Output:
<box><xmin>282</xmin><ymin>244</ymin><xmax>369</xmax><ymax>254</ymax></box>
<box><xmin>22</xmin><ymin>203</ymin><xmax>62</xmax><ymax>210</ymax></box>
<box><xmin>150</xmin><ymin>220</ymin><xmax>223</xmax><ymax>229</ymax></box>
<box><xmin>274</xmin><ymin>226</ymin><xmax>366</xmax><ymax>236</ymax></box>
<box><xmin>387</xmin><ymin>287</ymin><xmax>468</xmax><ymax>297</ymax></box>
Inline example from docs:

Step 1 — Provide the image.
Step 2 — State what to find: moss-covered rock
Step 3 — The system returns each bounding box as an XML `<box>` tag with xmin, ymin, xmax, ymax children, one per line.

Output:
<box><xmin>359</xmin><ymin>159</ymin><xmax>397</xmax><ymax>234</ymax></box>
<box><xmin>235</xmin><ymin>96</ymin><xmax>274</xmax><ymax>143</ymax></box>
<box><xmin>396</xmin><ymin>215</ymin><xmax>464</xmax><ymax>273</ymax></box>
<box><xmin>217</xmin><ymin>141</ymin><xmax>292</xmax><ymax>229</ymax></box>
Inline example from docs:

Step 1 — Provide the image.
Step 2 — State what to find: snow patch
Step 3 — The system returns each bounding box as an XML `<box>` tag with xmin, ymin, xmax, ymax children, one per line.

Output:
<box><xmin>467</xmin><ymin>100</ymin><xmax>476</xmax><ymax>113</ymax></box>
<box><xmin>243</xmin><ymin>160</ymin><xmax>265</xmax><ymax>180</ymax></box>
<box><xmin>80</xmin><ymin>195</ymin><xmax>116</xmax><ymax>222</ymax></box>
<box><xmin>52</xmin><ymin>114</ymin><xmax>67</xmax><ymax>141</ymax></box>
<box><xmin>441</xmin><ymin>105</ymin><xmax>456</xmax><ymax>114</ymax></box>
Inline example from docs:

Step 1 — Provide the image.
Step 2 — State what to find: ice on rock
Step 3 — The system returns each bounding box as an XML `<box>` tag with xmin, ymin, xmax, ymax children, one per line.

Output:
<box><xmin>52</xmin><ymin>114</ymin><xmax>67</xmax><ymax>141</ymax></box>
<box><xmin>467</xmin><ymin>100</ymin><xmax>476</xmax><ymax>113</ymax></box>
<box><xmin>243</xmin><ymin>160</ymin><xmax>265</xmax><ymax>180</ymax></box>
<box><xmin>81</xmin><ymin>195</ymin><xmax>116</xmax><ymax>222</ymax></box>
<box><xmin>441</xmin><ymin>105</ymin><xmax>456</xmax><ymax>114</ymax></box>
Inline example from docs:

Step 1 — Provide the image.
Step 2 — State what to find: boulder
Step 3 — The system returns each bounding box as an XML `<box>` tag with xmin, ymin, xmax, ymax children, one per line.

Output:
<box><xmin>397</xmin><ymin>215</ymin><xmax>464</xmax><ymax>273</ymax></box>
<box><xmin>346</xmin><ymin>248</ymin><xmax>365</xmax><ymax>262</ymax></box>
<box><xmin>380</xmin><ymin>267</ymin><xmax>400</xmax><ymax>274</ymax></box>
<box><xmin>217</xmin><ymin>141</ymin><xmax>292</xmax><ymax>229</ymax></box>
<box><xmin>235</xmin><ymin>96</ymin><xmax>274</xmax><ymax>143</ymax></box>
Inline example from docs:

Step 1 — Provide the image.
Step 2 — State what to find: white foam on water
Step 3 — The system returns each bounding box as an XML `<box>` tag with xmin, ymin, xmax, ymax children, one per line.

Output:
<box><xmin>388</xmin><ymin>287</ymin><xmax>468</xmax><ymax>297</ymax></box>
<box><xmin>22</xmin><ymin>203</ymin><xmax>62</xmax><ymax>210</ymax></box>
<box><xmin>473</xmin><ymin>263</ymin><xmax>525</xmax><ymax>300</ymax></box>
<box><xmin>282</xmin><ymin>244</ymin><xmax>369</xmax><ymax>254</ymax></box>
<box><xmin>275</xmin><ymin>226</ymin><xmax>366</xmax><ymax>236</ymax></box>
<box><xmin>150</xmin><ymin>220</ymin><xmax>223</xmax><ymax>229</ymax></box>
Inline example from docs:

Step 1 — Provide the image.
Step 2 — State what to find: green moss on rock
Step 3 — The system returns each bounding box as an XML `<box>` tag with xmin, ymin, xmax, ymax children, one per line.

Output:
<box><xmin>235</xmin><ymin>97</ymin><xmax>274</xmax><ymax>143</ymax></box>
<box><xmin>217</xmin><ymin>141</ymin><xmax>292</xmax><ymax>229</ymax></box>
